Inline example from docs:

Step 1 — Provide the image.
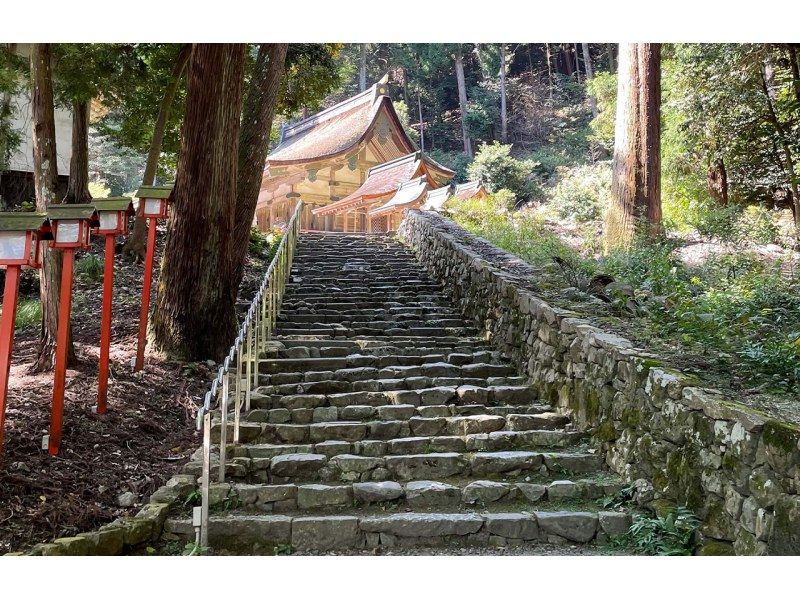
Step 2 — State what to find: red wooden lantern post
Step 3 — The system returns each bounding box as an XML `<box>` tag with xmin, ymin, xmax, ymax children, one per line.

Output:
<box><xmin>133</xmin><ymin>185</ymin><xmax>173</xmax><ymax>372</ymax></box>
<box><xmin>0</xmin><ymin>213</ymin><xmax>50</xmax><ymax>451</ymax></box>
<box><xmin>44</xmin><ymin>204</ymin><xmax>98</xmax><ymax>456</ymax></box>
<box><xmin>91</xmin><ymin>198</ymin><xmax>134</xmax><ymax>414</ymax></box>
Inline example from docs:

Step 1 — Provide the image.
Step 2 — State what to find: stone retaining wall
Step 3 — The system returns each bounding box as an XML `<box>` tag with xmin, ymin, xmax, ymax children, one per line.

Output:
<box><xmin>398</xmin><ymin>209</ymin><xmax>800</xmax><ymax>555</ymax></box>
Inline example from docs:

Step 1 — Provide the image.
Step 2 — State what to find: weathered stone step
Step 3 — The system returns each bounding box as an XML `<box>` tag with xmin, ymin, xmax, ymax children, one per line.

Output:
<box><xmin>243</xmin><ymin>402</ymin><xmax>556</xmax><ymax>425</ymax></box>
<box><xmin>190</xmin><ymin>448</ymin><xmax>604</xmax><ymax>485</ymax></box>
<box><xmin>269</xmin><ymin>345</ymin><xmax>494</xmax><ymax>361</ymax></box>
<box><xmin>251</xmin><ymin>381</ymin><xmax>535</xmax><ymax>402</ymax></box>
<box><xmin>165</xmin><ymin>509</ymin><xmax>631</xmax><ymax>553</ymax></box>
<box><xmin>258</xmin><ymin>358</ymin><xmax>510</xmax><ymax>377</ymax></box>
<box><xmin>273</xmin><ymin>326</ymin><xmax>476</xmax><ymax>339</ymax></box>
<box><xmin>207</xmin><ymin>475</ymin><xmax>623</xmax><ymax>514</ymax></box>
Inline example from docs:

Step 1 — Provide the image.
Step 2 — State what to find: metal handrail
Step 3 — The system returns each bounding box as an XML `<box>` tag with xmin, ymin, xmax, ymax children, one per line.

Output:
<box><xmin>194</xmin><ymin>201</ymin><xmax>303</xmax><ymax>550</ymax></box>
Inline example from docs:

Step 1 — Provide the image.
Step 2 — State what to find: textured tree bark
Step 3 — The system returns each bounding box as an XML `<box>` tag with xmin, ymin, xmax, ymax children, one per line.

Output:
<box><xmin>707</xmin><ymin>155</ymin><xmax>728</xmax><ymax>206</ymax></box>
<box><xmin>151</xmin><ymin>44</ymin><xmax>246</xmax><ymax>361</ymax></box>
<box><xmin>786</xmin><ymin>44</ymin><xmax>800</xmax><ymax>105</ymax></box>
<box><xmin>603</xmin><ymin>43</ymin><xmax>662</xmax><ymax>253</ymax></box>
<box><xmin>545</xmin><ymin>43</ymin><xmax>554</xmax><ymax>99</ymax></box>
<box><xmin>30</xmin><ymin>44</ymin><xmax>74</xmax><ymax>371</ymax></box>
<box><xmin>581</xmin><ymin>43</ymin><xmax>598</xmax><ymax>118</ymax></box>
<box><xmin>63</xmin><ymin>100</ymin><xmax>92</xmax><ymax>203</ymax></box>
<box><xmin>229</xmin><ymin>43</ymin><xmax>288</xmax><ymax>296</ymax></box>
<box><xmin>122</xmin><ymin>44</ymin><xmax>191</xmax><ymax>260</ymax></box>
<box><xmin>359</xmin><ymin>44</ymin><xmax>367</xmax><ymax>92</ymax></box>
<box><xmin>454</xmin><ymin>51</ymin><xmax>472</xmax><ymax>156</ymax></box>
<box><xmin>573</xmin><ymin>44</ymin><xmax>582</xmax><ymax>82</ymax></box>
<box><xmin>500</xmin><ymin>44</ymin><xmax>508</xmax><ymax>143</ymax></box>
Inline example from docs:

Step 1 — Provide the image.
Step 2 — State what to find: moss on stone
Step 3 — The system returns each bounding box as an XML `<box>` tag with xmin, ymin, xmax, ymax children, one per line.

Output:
<box><xmin>697</xmin><ymin>541</ymin><xmax>735</xmax><ymax>556</ymax></box>
<box><xmin>593</xmin><ymin>420</ymin><xmax>617</xmax><ymax>443</ymax></box>
<box><xmin>620</xmin><ymin>406</ymin><xmax>640</xmax><ymax>428</ymax></box>
<box><xmin>762</xmin><ymin>420</ymin><xmax>800</xmax><ymax>454</ymax></box>
<box><xmin>664</xmin><ymin>447</ymin><xmax>704</xmax><ymax>510</ymax></box>
<box><xmin>584</xmin><ymin>388</ymin><xmax>600</xmax><ymax>423</ymax></box>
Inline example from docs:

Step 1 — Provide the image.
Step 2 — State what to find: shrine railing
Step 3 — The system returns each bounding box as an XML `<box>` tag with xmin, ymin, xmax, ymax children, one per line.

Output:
<box><xmin>193</xmin><ymin>201</ymin><xmax>303</xmax><ymax>551</ymax></box>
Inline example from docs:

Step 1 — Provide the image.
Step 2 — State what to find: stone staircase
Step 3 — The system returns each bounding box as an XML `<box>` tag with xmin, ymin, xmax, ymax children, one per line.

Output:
<box><xmin>166</xmin><ymin>233</ymin><xmax>631</xmax><ymax>554</ymax></box>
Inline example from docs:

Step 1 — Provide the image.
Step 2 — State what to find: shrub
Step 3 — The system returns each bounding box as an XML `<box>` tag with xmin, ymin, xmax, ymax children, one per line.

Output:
<box><xmin>467</xmin><ymin>141</ymin><xmax>536</xmax><ymax>199</ymax></box>
<box><xmin>739</xmin><ymin>205</ymin><xmax>779</xmax><ymax>245</ymax></box>
<box><xmin>15</xmin><ymin>298</ymin><xmax>41</xmax><ymax>329</ymax></box>
<box><xmin>428</xmin><ymin>149</ymin><xmax>473</xmax><ymax>183</ymax></box>
<box><xmin>587</xmin><ymin>71</ymin><xmax>617</xmax><ymax>151</ymax></box>
<box><xmin>547</xmin><ymin>162</ymin><xmax>612</xmax><ymax>223</ymax></box>
<box><xmin>248</xmin><ymin>227</ymin><xmax>268</xmax><ymax>256</ymax></box>
<box><xmin>75</xmin><ymin>254</ymin><xmax>104</xmax><ymax>282</ymax></box>
<box><xmin>616</xmin><ymin>507</ymin><xmax>699</xmax><ymax>556</ymax></box>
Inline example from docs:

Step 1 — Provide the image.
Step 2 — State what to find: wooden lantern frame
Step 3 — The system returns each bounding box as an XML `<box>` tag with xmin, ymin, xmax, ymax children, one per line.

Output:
<box><xmin>92</xmin><ymin>197</ymin><xmax>136</xmax><ymax>236</ymax></box>
<box><xmin>0</xmin><ymin>213</ymin><xmax>50</xmax><ymax>268</ymax></box>
<box><xmin>46</xmin><ymin>205</ymin><xmax>99</xmax><ymax>249</ymax></box>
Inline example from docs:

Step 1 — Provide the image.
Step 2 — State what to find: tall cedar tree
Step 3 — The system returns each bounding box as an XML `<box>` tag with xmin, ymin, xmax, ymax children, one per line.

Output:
<box><xmin>151</xmin><ymin>44</ymin><xmax>246</xmax><ymax>360</ymax></box>
<box><xmin>454</xmin><ymin>49</ymin><xmax>472</xmax><ymax>156</ymax></box>
<box><xmin>30</xmin><ymin>44</ymin><xmax>74</xmax><ymax>370</ymax></box>
<box><xmin>123</xmin><ymin>44</ymin><xmax>191</xmax><ymax>258</ymax></box>
<box><xmin>230</xmin><ymin>43</ymin><xmax>288</xmax><ymax>293</ymax></box>
<box><xmin>64</xmin><ymin>99</ymin><xmax>91</xmax><ymax>202</ymax></box>
<box><xmin>604</xmin><ymin>43</ymin><xmax>662</xmax><ymax>252</ymax></box>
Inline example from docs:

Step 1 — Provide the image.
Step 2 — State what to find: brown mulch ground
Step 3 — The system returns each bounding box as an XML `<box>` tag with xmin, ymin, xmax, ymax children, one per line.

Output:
<box><xmin>0</xmin><ymin>228</ymin><xmax>265</xmax><ymax>554</ymax></box>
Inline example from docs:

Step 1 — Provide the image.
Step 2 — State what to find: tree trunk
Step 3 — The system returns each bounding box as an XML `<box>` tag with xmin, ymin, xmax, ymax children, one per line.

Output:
<box><xmin>500</xmin><ymin>43</ymin><xmax>508</xmax><ymax>143</ymax></box>
<box><xmin>606</xmin><ymin>43</ymin><xmax>616</xmax><ymax>72</ymax></box>
<box><xmin>454</xmin><ymin>51</ymin><xmax>472</xmax><ymax>156</ymax></box>
<box><xmin>707</xmin><ymin>156</ymin><xmax>728</xmax><ymax>206</ymax></box>
<box><xmin>603</xmin><ymin>43</ymin><xmax>662</xmax><ymax>252</ymax></box>
<box><xmin>229</xmin><ymin>43</ymin><xmax>288</xmax><ymax>297</ymax></box>
<box><xmin>151</xmin><ymin>44</ymin><xmax>246</xmax><ymax>361</ymax></box>
<box><xmin>359</xmin><ymin>44</ymin><xmax>367</xmax><ymax>92</ymax></box>
<box><xmin>30</xmin><ymin>44</ymin><xmax>73</xmax><ymax>371</ymax></box>
<box><xmin>581</xmin><ymin>43</ymin><xmax>598</xmax><ymax>118</ymax></box>
<box><xmin>760</xmin><ymin>61</ymin><xmax>800</xmax><ymax>233</ymax></box>
<box><xmin>545</xmin><ymin>43</ymin><xmax>554</xmax><ymax>100</ymax></box>
<box><xmin>573</xmin><ymin>44</ymin><xmax>582</xmax><ymax>82</ymax></box>
<box><xmin>122</xmin><ymin>44</ymin><xmax>191</xmax><ymax>260</ymax></box>
<box><xmin>63</xmin><ymin>100</ymin><xmax>92</xmax><ymax>203</ymax></box>
<box><xmin>562</xmin><ymin>45</ymin><xmax>574</xmax><ymax>76</ymax></box>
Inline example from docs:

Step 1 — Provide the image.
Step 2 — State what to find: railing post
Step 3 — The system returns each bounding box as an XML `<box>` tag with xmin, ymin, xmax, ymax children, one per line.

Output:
<box><xmin>218</xmin><ymin>369</ymin><xmax>229</xmax><ymax>483</ymax></box>
<box><xmin>200</xmin><ymin>408</ymin><xmax>211</xmax><ymax>549</ymax></box>
<box><xmin>245</xmin><ymin>322</ymin><xmax>253</xmax><ymax>412</ymax></box>
<box><xmin>233</xmin><ymin>342</ymin><xmax>242</xmax><ymax>444</ymax></box>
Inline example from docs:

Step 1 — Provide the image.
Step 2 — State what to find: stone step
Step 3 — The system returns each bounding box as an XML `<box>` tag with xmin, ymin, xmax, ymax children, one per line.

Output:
<box><xmin>273</xmin><ymin>326</ymin><xmax>476</xmax><ymax>339</ymax></box>
<box><xmin>208</xmin><ymin>475</ymin><xmax>624</xmax><ymax>514</ymax></box>
<box><xmin>188</xmin><ymin>449</ymin><xmax>604</xmax><ymax>485</ymax></box>
<box><xmin>243</xmin><ymin>402</ymin><xmax>557</xmax><ymax>425</ymax></box>
<box><xmin>251</xmin><ymin>382</ymin><xmax>535</xmax><ymax>402</ymax></box>
<box><xmin>258</xmin><ymin>357</ymin><xmax>509</xmax><ymax>376</ymax></box>
<box><xmin>165</xmin><ymin>509</ymin><xmax>632</xmax><ymax>553</ymax></box>
<box><xmin>268</xmin><ymin>346</ymin><xmax>494</xmax><ymax>361</ymax></box>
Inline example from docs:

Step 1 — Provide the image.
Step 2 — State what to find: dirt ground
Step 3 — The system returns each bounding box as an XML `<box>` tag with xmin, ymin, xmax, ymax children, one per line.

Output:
<box><xmin>0</xmin><ymin>229</ymin><xmax>264</xmax><ymax>553</ymax></box>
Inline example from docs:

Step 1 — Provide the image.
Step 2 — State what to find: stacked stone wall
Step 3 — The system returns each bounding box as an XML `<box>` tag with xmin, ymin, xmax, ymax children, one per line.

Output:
<box><xmin>399</xmin><ymin>209</ymin><xmax>800</xmax><ymax>555</ymax></box>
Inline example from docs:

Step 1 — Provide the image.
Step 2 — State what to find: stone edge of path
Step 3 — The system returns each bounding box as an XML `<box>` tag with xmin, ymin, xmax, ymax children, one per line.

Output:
<box><xmin>398</xmin><ymin>209</ymin><xmax>800</xmax><ymax>556</ymax></box>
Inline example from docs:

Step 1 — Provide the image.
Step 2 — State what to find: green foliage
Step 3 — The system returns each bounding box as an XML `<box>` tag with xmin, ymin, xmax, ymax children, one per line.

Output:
<box><xmin>467</xmin><ymin>142</ymin><xmax>536</xmax><ymax>198</ymax></box>
<box><xmin>280</xmin><ymin>44</ymin><xmax>343</xmax><ymax>116</ymax></box>
<box><xmin>614</xmin><ymin>507</ymin><xmax>699</xmax><ymax>556</ymax></box>
<box><xmin>0</xmin><ymin>45</ymin><xmax>25</xmax><ymax>168</ymax></box>
<box><xmin>14</xmin><ymin>299</ymin><xmax>41</xmax><ymax>330</ymax></box>
<box><xmin>75</xmin><ymin>254</ymin><xmax>104</xmax><ymax>282</ymax></box>
<box><xmin>273</xmin><ymin>544</ymin><xmax>295</xmax><ymax>555</ymax></box>
<box><xmin>88</xmin><ymin>180</ymin><xmax>111</xmax><ymax>199</ymax></box>
<box><xmin>587</xmin><ymin>71</ymin><xmax>617</xmax><ymax>150</ymax></box>
<box><xmin>248</xmin><ymin>227</ymin><xmax>268</xmax><ymax>257</ymax></box>
<box><xmin>392</xmin><ymin>99</ymin><xmax>420</xmax><ymax>145</ymax></box>
<box><xmin>547</xmin><ymin>161</ymin><xmax>612</xmax><ymax>222</ymax></box>
<box><xmin>427</xmin><ymin>149</ymin><xmax>472</xmax><ymax>183</ymax></box>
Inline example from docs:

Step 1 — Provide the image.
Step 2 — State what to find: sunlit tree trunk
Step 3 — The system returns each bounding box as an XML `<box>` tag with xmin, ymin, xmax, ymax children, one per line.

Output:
<box><xmin>151</xmin><ymin>44</ymin><xmax>246</xmax><ymax>360</ymax></box>
<box><xmin>545</xmin><ymin>43</ymin><xmax>554</xmax><ymax>99</ymax></box>
<box><xmin>500</xmin><ymin>43</ymin><xmax>508</xmax><ymax>142</ymax></box>
<box><xmin>359</xmin><ymin>44</ymin><xmax>367</xmax><ymax>92</ymax></box>
<box><xmin>603</xmin><ymin>43</ymin><xmax>662</xmax><ymax>252</ymax></box>
<box><xmin>454</xmin><ymin>51</ymin><xmax>472</xmax><ymax>156</ymax></box>
<box><xmin>122</xmin><ymin>44</ymin><xmax>191</xmax><ymax>260</ymax></box>
<box><xmin>707</xmin><ymin>155</ymin><xmax>728</xmax><ymax>206</ymax></box>
<box><xmin>230</xmin><ymin>43</ymin><xmax>288</xmax><ymax>295</ymax></box>
<box><xmin>63</xmin><ymin>100</ymin><xmax>91</xmax><ymax>203</ymax></box>
<box><xmin>30</xmin><ymin>44</ymin><xmax>74</xmax><ymax>371</ymax></box>
<box><xmin>582</xmin><ymin>43</ymin><xmax>598</xmax><ymax>118</ymax></box>
<box><xmin>760</xmin><ymin>60</ymin><xmax>800</xmax><ymax>233</ymax></box>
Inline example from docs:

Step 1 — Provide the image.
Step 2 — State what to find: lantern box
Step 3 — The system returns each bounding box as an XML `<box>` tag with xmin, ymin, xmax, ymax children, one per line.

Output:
<box><xmin>46</xmin><ymin>205</ymin><xmax>99</xmax><ymax>249</ymax></box>
<box><xmin>135</xmin><ymin>185</ymin><xmax>174</xmax><ymax>219</ymax></box>
<box><xmin>92</xmin><ymin>197</ymin><xmax>135</xmax><ymax>235</ymax></box>
<box><xmin>0</xmin><ymin>213</ymin><xmax>50</xmax><ymax>267</ymax></box>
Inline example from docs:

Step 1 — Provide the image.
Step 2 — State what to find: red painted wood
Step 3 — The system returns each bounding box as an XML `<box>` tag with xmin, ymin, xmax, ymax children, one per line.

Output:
<box><xmin>97</xmin><ymin>234</ymin><xmax>116</xmax><ymax>413</ymax></box>
<box><xmin>0</xmin><ymin>265</ymin><xmax>21</xmax><ymax>451</ymax></box>
<box><xmin>48</xmin><ymin>247</ymin><xmax>76</xmax><ymax>456</ymax></box>
<box><xmin>135</xmin><ymin>219</ymin><xmax>157</xmax><ymax>372</ymax></box>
